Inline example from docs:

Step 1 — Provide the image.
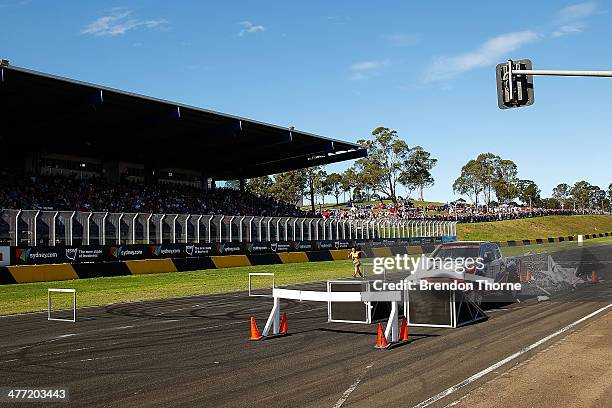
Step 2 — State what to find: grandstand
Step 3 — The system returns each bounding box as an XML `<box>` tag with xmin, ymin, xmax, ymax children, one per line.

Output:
<box><xmin>0</xmin><ymin>62</ymin><xmax>365</xmax><ymax>187</ymax></box>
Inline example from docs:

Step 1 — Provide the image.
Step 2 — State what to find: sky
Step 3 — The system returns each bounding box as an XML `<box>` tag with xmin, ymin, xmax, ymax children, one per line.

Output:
<box><xmin>1</xmin><ymin>1</ymin><xmax>611</xmax><ymax>203</ymax></box>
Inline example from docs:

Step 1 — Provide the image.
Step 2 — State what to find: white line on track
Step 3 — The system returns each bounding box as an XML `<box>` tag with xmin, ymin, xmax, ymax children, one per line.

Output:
<box><xmin>412</xmin><ymin>303</ymin><xmax>612</xmax><ymax>408</ymax></box>
<box><xmin>332</xmin><ymin>362</ymin><xmax>375</xmax><ymax>408</ymax></box>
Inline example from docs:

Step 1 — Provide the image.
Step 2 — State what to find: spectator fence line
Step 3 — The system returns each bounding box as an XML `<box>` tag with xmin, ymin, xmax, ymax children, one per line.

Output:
<box><xmin>0</xmin><ymin>209</ymin><xmax>457</xmax><ymax>247</ymax></box>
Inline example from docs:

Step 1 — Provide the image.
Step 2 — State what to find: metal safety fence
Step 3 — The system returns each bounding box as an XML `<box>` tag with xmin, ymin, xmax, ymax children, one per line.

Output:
<box><xmin>0</xmin><ymin>209</ymin><xmax>457</xmax><ymax>246</ymax></box>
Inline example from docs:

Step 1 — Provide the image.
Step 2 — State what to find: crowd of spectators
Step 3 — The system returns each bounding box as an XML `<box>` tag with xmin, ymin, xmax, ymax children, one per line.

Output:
<box><xmin>0</xmin><ymin>175</ymin><xmax>310</xmax><ymax>217</ymax></box>
<box><xmin>320</xmin><ymin>201</ymin><xmax>597</xmax><ymax>223</ymax></box>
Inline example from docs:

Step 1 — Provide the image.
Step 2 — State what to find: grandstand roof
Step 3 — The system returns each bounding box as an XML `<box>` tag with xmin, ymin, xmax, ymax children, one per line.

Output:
<box><xmin>0</xmin><ymin>62</ymin><xmax>366</xmax><ymax>180</ymax></box>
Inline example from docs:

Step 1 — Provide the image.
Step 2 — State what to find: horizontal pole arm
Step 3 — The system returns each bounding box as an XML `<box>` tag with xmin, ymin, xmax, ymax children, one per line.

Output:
<box><xmin>512</xmin><ymin>69</ymin><xmax>612</xmax><ymax>77</ymax></box>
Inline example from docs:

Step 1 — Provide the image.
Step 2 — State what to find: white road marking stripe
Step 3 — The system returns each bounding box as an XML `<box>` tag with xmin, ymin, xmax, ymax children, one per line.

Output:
<box><xmin>412</xmin><ymin>303</ymin><xmax>612</xmax><ymax>408</ymax></box>
<box><xmin>332</xmin><ymin>363</ymin><xmax>375</xmax><ymax>408</ymax></box>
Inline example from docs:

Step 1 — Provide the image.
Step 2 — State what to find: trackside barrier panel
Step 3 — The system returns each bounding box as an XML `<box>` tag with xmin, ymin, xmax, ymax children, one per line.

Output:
<box><xmin>47</xmin><ymin>288</ymin><xmax>76</xmax><ymax>322</ymax></box>
<box><xmin>261</xmin><ymin>283</ymin><xmax>402</xmax><ymax>343</ymax></box>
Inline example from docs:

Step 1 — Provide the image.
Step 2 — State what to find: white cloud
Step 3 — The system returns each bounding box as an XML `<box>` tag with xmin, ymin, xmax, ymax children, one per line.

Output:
<box><xmin>350</xmin><ymin>60</ymin><xmax>391</xmax><ymax>71</ymax></box>
<box><xmin>552</xmin><ymin>2</ymin><xmax>597</xmax><ymax>37</ymax></box>
<box><xmin>556</xmin><ymin>2</ymin><xmax>597</xmax><ymax>24</ymax></box>
<box><xmin>348</xmin><ymin>59</ymin><xmax>392</xmax><ymax>80</ymax></box>
<box><xmin>382</xmin><ymin>33</ymin><xmax>420</xmax><ymax>47</ymax></box>
<box><xmin>552</xmin><ymin>23</ymin><xmax>584</xmax><ymax>37</ymax></box>
<box><xmin>423</xmin><ymin>31</ymin><xmax>540</xmax><ymax>82</ymax></box>
<box><xmin>239</xmin><ymin>21</ymin><xmax>265</xmax><ymax>36</ymax></box>
<box><xmin>81</xmin><ymin>9</ymin><xmax>167</xmax><ymax>36</ymax></box>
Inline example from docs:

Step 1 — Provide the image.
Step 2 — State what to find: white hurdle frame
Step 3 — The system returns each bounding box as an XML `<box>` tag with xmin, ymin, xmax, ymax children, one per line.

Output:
<box><xmin>248</xmin><ymin>273</ymin><xmax>275</xmax><ymax>297</ymax></box>
<box><xmin>47</xmin><ymin>288</ymin><xmax>76</xmax><ymax>322</ymax></box>
<box><xmin>262</xmin><ymin>285</ymin><xmax>402</xmax><ymax>343</ymax></box>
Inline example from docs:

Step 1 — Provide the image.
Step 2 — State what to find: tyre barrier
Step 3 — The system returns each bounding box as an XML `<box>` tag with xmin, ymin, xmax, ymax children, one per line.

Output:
<box><xmin>498</xmin><ymin>232</ymin><xmax>611</xmax><ymax>247</ymax></box>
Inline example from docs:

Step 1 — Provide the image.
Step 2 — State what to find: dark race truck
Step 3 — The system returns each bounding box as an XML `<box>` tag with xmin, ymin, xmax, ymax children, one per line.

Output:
<box><xmin>430</xmin><ymin>241</ymin><xmax>522</xmax><ymax>299</ymax></box>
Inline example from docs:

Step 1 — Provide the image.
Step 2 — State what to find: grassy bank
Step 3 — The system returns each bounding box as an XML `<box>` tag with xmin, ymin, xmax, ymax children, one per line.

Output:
<box><xmin>457</xmin><ymin>215</ymin><xmax>612</xmax><ymax>242</ymax></box>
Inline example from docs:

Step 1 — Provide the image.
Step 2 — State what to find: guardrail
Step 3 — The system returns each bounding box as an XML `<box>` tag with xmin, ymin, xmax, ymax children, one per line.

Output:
<box><xmin>0</xmin><ymin>209</ymin><xmax>457</xmax><ymax>246</ymax></box>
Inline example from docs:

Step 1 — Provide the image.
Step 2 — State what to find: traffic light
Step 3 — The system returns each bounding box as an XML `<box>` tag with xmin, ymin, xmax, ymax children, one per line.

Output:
<box><xmin>496</xmin><ymin>59</ymin><xmax>534</xmax><ymax>109</ymax></box>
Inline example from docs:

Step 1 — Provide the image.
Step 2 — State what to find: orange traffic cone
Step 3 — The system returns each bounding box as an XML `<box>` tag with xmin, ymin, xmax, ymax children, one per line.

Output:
<box><xmin>279</xmin><ymin>312</ymin><xmax>287</xmax><ymax>334</ymax></box>
<box><xmin>374</xmin><ymin>323</ymin><xmax>388</xmax><ymax>349</ymax></box>
<box><xmin>249</xmin><ymin>317</ymin><xmax>263</xmax><ymax>341</ymax></box>
<box><xmin>591</xmin><ymin>271</ymin><xmax>597</xmax><ymax>284</ymax></box>
<box><xmin>399</xmin><ymin>318</ymin><xmax>409</xmax><ymax>342</ymax></box>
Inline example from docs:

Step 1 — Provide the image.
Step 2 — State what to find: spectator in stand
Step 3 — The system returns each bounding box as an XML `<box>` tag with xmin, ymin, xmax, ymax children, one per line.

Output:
<box><xmin>0</xmin><ymin>174</ymin><xmax>312</xmax><ymax>218</ymax></box>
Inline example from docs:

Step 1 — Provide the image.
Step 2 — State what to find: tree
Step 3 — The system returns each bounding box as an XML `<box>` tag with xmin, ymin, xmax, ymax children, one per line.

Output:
<box><xmin>303</xmin><ymin>166</ymin><xmax>326</xmax><ymax>211</ymax></box>
<box><xmin>570</xmin><ymin>181</ymin><xmax>591</xmax><ymax>211</ymax></box>
<box><xmin>453</xmin><ymin>159</ymin><xmax>483</xmax><ymax>205</ymax></box>
<box><xmin>540</xmin><ymin>197</ymin><xmax>561</xmax><ymax>209</ymax></box>
<box><xmin>400</xmin><ymin>146</ymin><xmax>437</xmax><ymax>201</ymax></box>
<box><xmin>552</xmin><ymin>183</ymin><xmax>571</xmax><ymax>209</ymax></box>
<box><xmin>493</xmin><ymin>159</ymin><xmax>519</xmax><ymax>204</ymax></box>
<box><xmin>246</xmin><ymin>176</ymin><xmax>273</xmax><ymax>197</ymax></box>
<box><xmin>318</xmin><ymin>170</ymin><xmax>330</xmax><ymax>206</ymax></box>
<box><xmin>355</xmin><ymin>127</ymin><xmax>411</xmax><ymax>204</ymax></box>
<box><xmin>475</xmin><ymin>153</ymin><xmax>499</xmax><ymax>206</ymax></box>
<box><xmin>340</xmin><ymin>168</ymin><xmax>357</xmax><ymax>202</ymax></box>
<box><xmin>270</xmin><ymin>170</ymin><xmax>306</xmax><ymax>205</ymax></box>
<box><xmin>588</xmin><ymin>185</ymin><xmax>606</xmax><ymax>210</ymax></box>
<box><xmin>517</xmin><ymin>179</ymin><xmax>541</xmax><ymax>207</ymax></box>
<box><xmin>608</xmin><ymin>182</ymin><xmax>612</xmax><ymax>213</ymax></box>
<box><xmin>326</xmin><ymin>173</ymin><xmax>343</xmax><ymax>205</ymax></box>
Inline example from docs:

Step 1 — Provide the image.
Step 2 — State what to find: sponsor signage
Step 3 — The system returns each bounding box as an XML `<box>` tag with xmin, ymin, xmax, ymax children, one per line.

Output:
<box><xmin>13</xmin><ymin>247</ymin><xmax>62</xmax><ymax>265</ymax></box>
<box><xmin>218</xmin><ymin>242</ymin><xmax>244</xmax><ymax>255</ymax></box>
<box><xmin>185</xmin><ymin>243</ymin><xmax>219</xmax><ymax>257</ymax></box>
<box><xmin>108</xmin><ymin>245</ymin><xmax>149</xmax><ymax>261</ymax></box>
<box><xmin>292</xmin><ymin>241</ymin><xmax>315</xmax><ymax>251</ymax></box>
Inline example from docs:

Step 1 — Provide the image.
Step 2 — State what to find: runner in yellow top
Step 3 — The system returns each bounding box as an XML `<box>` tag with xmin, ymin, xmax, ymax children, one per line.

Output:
<box><xmin>348</xmin><ymin>246</ymin><xmax>364</xmax><ymax>278</ymax></box>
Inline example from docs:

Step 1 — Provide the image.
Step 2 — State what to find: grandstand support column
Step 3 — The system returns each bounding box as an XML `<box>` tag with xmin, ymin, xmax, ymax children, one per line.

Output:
<box><xmin>40</xmin><ymin>211</ymin><xmax>58</xmax><ymax>246</ymax></box>
<box><xmin>257</xmin><ymin>217</ymin><xmax>263</xmax><ymax>241</ymax></box>
<box><xmin>20</xmin><ymin>210</ymin><xmax>40</xmax><ymax>246</ymax></box>
<box><xmin>194</xmin><ymin>215</ymin><xmax>203</xmax><ymax>243</ymax></box>
<box><xmin>228</xmin><ymin>216</ymin><xmax>235</xmax><ymax>242</ymax></box>
<box><xmin>248</xmin><ymin>216</ymin><xmax>255</xmax><ymax>242</ymax></box>
<box><xmin>128</xmin><ymin>214</ymin><xmax>138</xmax><ymax>244</ymax></box>
<box><xmin>300</xmin><ymin>219</ymin><xmax>305</xmax><ymax>241</ymax></box>
<box><xmin>201</xmin><ymin>173</ymin><xmax>208</xmax><ymax>192</ymax></box>
<box><xmin>218</xmin><ymin>215</ymin><xmax>225</xmax><ymax>242</ymax></box>
<box><xmin>292</xmin><ymin>218</ymin><xmax>298</xmax><ymax>241</ymax></box>
<box><xmin>238</xmin><ymin>216</ymin><xmax>246</xmax><ymax>242</ymax></box>
<box><xmin>103</xmin><ymin>160</ymin><xmax>121</xmax><ymax>183</ymax></box>
<box><xmin>75</xmin><ymin>212</ymin><xmax>92</xmax><ymax>246</ymax></box>
<box><xmin>144</xmin><ymin>164</ymin><xmax>158</xmax><ymax>185</ymax></box>
<box><xmin>322</xmin><ymin>219</ymin><xmax>327</xmax><ymax>240</ymax></box>
<box><xmin>6</xmin><ymin>209</ymin><xmax>21</xmax><ymax>246</ymax></box>
<box><xmin>284</xmin><ymin>218</ymin><xmax>289</xmax><ymax>241</ymax></box>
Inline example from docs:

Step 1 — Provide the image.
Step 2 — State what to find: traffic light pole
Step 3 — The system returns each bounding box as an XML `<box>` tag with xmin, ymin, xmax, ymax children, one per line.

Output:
<box><xmin>511</xmin><ymin>69</ymin><xmax>612</xmax><ymax>77</ymax></box>
<box><xmin>498</xmin><ymin>59</ymin><xmax>612</xmax><ymax>109</ymax></box>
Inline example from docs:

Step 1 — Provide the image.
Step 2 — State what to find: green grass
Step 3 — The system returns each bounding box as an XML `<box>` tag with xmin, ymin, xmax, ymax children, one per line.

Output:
<box><xmin>0</xmin><ymin>260</ymin><xmax>353</xmax><ymax>316</ymax></box>
<box><xmin>457</xmin><ymin>215</ymin><xmax>612</xmax><ymax>242</ymax></box>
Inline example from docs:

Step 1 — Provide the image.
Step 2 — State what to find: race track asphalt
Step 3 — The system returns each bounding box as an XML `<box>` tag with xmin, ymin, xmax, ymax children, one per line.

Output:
<box><xmin>1</xmin><ymin>244</ymin><xmax>610</xmax><ymax>408</ymax></box>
